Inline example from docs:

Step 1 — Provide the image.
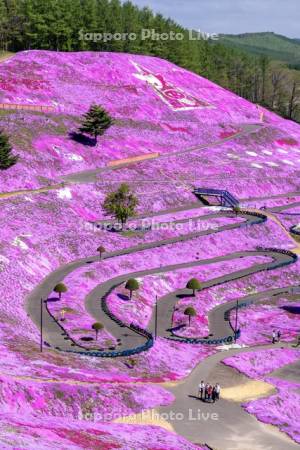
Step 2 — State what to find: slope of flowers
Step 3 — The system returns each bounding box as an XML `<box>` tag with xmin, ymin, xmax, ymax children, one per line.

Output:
<box><xmin>0</xmin><ymin>50</ymin><xmax>300</xmax><ymax>448</ymax></box>
<box><xmin>223</xmin><ymin>349</ymin><xmax>300</xmax><ymax>443</ymax></box>
<box><xmin>0</xmin><ymin>50</ymin><xmax>299</xmax><ymax>197</ymax></box>
<box><xmin>229</xmin><ymin>299</ymin><xmax>300</xmax><ymax>345</ymax></box>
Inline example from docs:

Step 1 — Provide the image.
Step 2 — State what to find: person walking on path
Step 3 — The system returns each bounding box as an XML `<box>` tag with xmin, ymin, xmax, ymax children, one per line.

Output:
<box><xmin>205</xmin><ymin>383</ymin><xmax>209</xmax><ymax>401</ymax></box>
<box><xmin>212</xmin><ymin>385</ymin><xmax>216</xmax><ymax>403</ymax></box>
<box><xmin>207</xmin><ymin>384</ymin><xmax>213</xmax><ymax>402</ymax></box>
<box><xmin>277</xmin><ymin>330</ymin><xmax>281</xmax><ymax>342</ymax></box>
<box><xmin>214</xmin><ymin>383</ymin><xmax>221</xmax><ymax>401</ymax></box>
<box><xmin>272</xmin><ymin>329</ymin><xmax>277</xmax><ymax>344</ymax></box>
<box><xmin>198</xmin><ymin>381</ymin><xmax>205</xmax><ymax>400</ymax></box>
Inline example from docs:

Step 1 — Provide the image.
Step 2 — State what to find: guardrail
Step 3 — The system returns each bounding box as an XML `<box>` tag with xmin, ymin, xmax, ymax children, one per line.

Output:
<box><xmin>44</xmin><ymin>295</ymin><xmax>154</xmax><ymax>358</ymax></box>
<box><xmin>166</xmin><ymin>330</ymin><xmax>241</xmax><ymax>345</ymax></box>
<box><xmin>194</xmin><ymin>188</ymin><xmax>239</xmax><ymax>207</ymax></box>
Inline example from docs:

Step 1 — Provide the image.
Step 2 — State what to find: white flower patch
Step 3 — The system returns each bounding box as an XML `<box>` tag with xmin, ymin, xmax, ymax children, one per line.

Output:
<box><xmin>282</xmin><ymin>159</ymin><xmax>294</xmax><ymax>166</ymax></box>
<box><xmin>52</xmin><ymin>145</ymin><xmax>62</xmax><ymax>155</ymax></box>
<box><xmin>266</xmin><ymin>161</ymin><xmax>279</xmax><ymax>167</ymax></box>
<box><xmin>65</xmin><ymin>153</ymin><xmax>83</xmax><ymax>161</ymax></box>
<box><xmin>262</xmin><ymin>150</ymin><xmax>272</xmax><ymax>155</ymax></box>
<box><xmin>227</xmin><ymin>153</ymin><xmax>239</xmax><ymax>159</ymax></box>
<box><xmin>0</xmin><ymin>255</ymin><xmax>9</xmax><ymax>265</ymax></box>
<box><xmin>277</xmin><ymin>148</ymin><xmax>288</xmax><ymax>154</ymax></box>
<box><xmin>251</xmin><ymin>163</ymin><xmax>263</xmax><ymax>169</ymax></box>
<box><xmin>57</xmin><ymin>187</ymin><xmax>72</xmax><ymax>200</ymax></box>
<box><xmin>12</xmin><ymin>237</ymin><xmax>29</xmax><ymax>250</ymax></box>
<box><xmin>246</xmin><ymin>151</ymin><xmax>257</xmax><ymax>157</ymax></box>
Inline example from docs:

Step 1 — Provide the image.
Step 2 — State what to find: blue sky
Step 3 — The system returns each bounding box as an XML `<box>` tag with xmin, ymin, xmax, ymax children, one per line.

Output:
<box><xmin>131</xmin><ymin>0</ymin><xmax>299</xmax><ymax>38</ymax></box>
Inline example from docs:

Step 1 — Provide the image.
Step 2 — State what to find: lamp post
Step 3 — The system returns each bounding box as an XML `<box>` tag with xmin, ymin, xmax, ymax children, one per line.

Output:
<box><xmin>234</xmin><ymin>299</ymin><xmax>239</xmax><ymax>343</ymax></box>
<box><xmin>40</xmin><ymin>298</ymin><xmax>44</xmax><ymax>352</ymax></box>
<box><xmin>154</xmin><ymin>295</ymin><xmax>158</xmax><ymax>340</ymax></box>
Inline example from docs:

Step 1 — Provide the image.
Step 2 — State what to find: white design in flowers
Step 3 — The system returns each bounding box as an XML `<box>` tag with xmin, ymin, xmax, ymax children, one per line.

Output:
<box><xmin>282</xmin><ymin>159</ymin><xmax>294</xmax><ymax>166</ymax></box>
<box><xmin>246</xmin><ymin>151</ymin><xmax>257</xmax><ymax>157</ymax></box>
<box><xmin>57</xmin><ymin>187</ymin><xmax>72</xmax><ymax>200</ymax></box>
<box><xmin>227</xmin><ymin>153</ymin><xmax>239</xmax><ymax>159</ymax></box>
<box><xmin>266</xmin><ymin>161</ymin><xmax>279</xmax><ymax>167</ymax></box>
<box><xmin>262</xmin><ymin>150</ymin><xmax>273</xmax><ymax>155</ymax></box>
<box><xmin>251</xmin><ymin>163</ymin><xmax>263</xmax><ymax>169</ymax></box>
<box><xmin>131</xmin><ymin>60</ymin><xmax>213</xmax><ymax>111</ymax></box>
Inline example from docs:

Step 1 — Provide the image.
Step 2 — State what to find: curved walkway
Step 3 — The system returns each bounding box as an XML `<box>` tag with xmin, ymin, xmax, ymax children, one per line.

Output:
<box><xmin>158</xmin><ymin>342</ymin><xmax>299</xmax><ymax>449</ymax></box>
<box><xmin>26</xmin><ymin>207</ymin><xmax>297</xmax><ymax>354</ymax></box>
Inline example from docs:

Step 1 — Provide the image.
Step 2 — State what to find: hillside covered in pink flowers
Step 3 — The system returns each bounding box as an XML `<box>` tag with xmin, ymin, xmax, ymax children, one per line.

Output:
<box><xmin>0</xmin><ymin>50</ymin><xmax>300</xmax><ymax>449</ymax></box>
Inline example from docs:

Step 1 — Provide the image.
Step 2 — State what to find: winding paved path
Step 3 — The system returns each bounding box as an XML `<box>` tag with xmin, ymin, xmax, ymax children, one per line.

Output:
<box><xmin>26</xmin><ymin>209</ymin><xmax>294</xmax><ymax>352</ymax></box>
<box><xmin>22</xmin><ymin>121</ymin><xmax>300</xmax><ymax>449</ymax></box>
<box><xmin>158</xmin><ymin>342</ymin><xmax>299</xmax><ymax>450</ymax></box>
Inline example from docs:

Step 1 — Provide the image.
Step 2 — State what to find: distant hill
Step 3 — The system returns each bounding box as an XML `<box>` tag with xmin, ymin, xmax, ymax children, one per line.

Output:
<box><xmin>219</xmin><ymin>32</ymin><xmax>300</xmax><ymax>68</ymax></box>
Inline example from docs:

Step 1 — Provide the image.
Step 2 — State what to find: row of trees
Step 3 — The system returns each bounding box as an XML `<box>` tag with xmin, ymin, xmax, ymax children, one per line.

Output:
<box><xmin>0</xmin><ymin>0</ymin><xmax>299</xmax><ymax>121</ymax></box>
<box><xmin>53</xmin><ymin>276</ymin><xmax>201</xmax><ymax>328</ymax></box>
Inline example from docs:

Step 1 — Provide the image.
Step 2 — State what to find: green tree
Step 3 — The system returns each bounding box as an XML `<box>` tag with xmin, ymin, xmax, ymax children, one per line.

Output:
<box><xmin>125</xmin><ymin>278</ymin><xmax>139</xmax><ymax>299</ymax></box>
<box><xmin>184</xmin><ymin>306</ymin><xmax>197</xmax><ymax>327</ymax></box>
<box><xmin>79</xmin><ymin>104</ymin><xmax>113</xmax><ymax>143</ymax></box>
<box><xmin>0</xmin><ymin>130</ymin><xmax>18</xmax><ymax>169</ymax></box>
<box><xmin>97</xmin><ymin>245</ymin><xmax>106</xmax><ymax>260</ymax></box>
<box><xmin>186</xmin><ymin>278</ymin><xmax>201</xmax><ymax>296</ymax></box>
<box><xmin>92</xmin><ymin>322</ymin><xmax>104</xmax><ymax>340</ymax></box>
<box><xmin>103</xmin><ymin>183</ymin><xmax>138</xmax><ymax>229</ymax></box>
<box><xmin>54</xmin><ymin>283</ymin><xmax>68</xmax><ymax>299</ymax></box>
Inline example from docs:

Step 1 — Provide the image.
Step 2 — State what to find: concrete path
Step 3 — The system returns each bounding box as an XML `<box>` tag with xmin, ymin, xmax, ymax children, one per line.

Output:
<box><xmin>26</xmin><ymin>209</ymin><xmax>290</xmax><ymax>352</ymax></box>
<box><xmin>158</xmin><ymin>342</ymin><xmax>299</xmax><ymax>450</ymax></box>
<box><xmin>61</xmin><ymin>123</ymin><xmax>263</xmax><ymax>184</ymax></box>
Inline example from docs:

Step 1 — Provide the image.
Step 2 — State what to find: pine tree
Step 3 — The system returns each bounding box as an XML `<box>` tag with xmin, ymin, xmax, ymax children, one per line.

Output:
<box><xmin>79</xmin><ymin>104</ymin><xmax>113</xmax><ymax>143</ymax></box>
<box><xmin>0</xmin><ymin>131</ymin><xmax>18</xmax><ymax>170</ymax></box>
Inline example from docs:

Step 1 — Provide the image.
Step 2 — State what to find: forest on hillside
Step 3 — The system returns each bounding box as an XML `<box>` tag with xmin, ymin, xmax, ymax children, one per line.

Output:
<box><xmin>0</xmin><ymin>0</ymin><xmax>299</xmax><ymax>122</ymax></box>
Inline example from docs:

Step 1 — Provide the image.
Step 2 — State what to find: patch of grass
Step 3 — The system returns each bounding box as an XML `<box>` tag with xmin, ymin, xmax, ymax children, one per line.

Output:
<box><xmin>121</xmin><ymin>230</ymin><xmax>146</xmax><ymax>238</ymax></box>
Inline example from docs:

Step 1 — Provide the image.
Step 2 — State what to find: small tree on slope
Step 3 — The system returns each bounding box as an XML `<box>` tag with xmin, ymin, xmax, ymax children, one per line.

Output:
<box><xmin>79</xmin><ymin>104</ymin><xmax>113</xmax><ymax>143</ymax></box>
<box><xmin>0</xmin><ymin>130</ymin><xmax>18</xmax><ymax>169</ymax></box>
<box><xmin>125</xmin><ymin>278</ymin><xmax>140</xmax><ymax>299</ymax></box>
<box><xmin>103</xmin><ymin>183</ymin><xmax>138</xmax><ymax>229</ymax></box>
<box><xmin>184</xmin><ymin>306</ymin><xmax>197</xmax><ymax>327</ymax></box>
<box><xmin>186</xmin><ymin>278</ymin><xmax>201</xmax><ymax>296</ymax></box>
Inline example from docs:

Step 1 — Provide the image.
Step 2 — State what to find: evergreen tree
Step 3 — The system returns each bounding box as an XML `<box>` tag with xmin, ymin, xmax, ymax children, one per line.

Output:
<box><xmin>79</xmin><ymin>104</ymin><xmax>113</xmax><ymax>143</ymax></box>
<box><xmin>0</xmin><ymin>130</ymin><xmax>18</xmax><ymax>170</ymax></box>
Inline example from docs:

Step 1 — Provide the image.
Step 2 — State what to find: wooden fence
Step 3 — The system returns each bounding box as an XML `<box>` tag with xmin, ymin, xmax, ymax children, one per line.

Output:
<box><xmin>0</xmin><ymin>103</ymin><xmax>55</xmax><ymax>113</ymax></box>
<box><xmin>107</xmin><ymin>152</ymin><xmax>160</xmax><ymax>168</ymax></box>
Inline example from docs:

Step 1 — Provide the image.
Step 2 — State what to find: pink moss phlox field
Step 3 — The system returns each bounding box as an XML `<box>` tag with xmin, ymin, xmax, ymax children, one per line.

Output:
<box><xmin>106</xmin><ymin>255</ymin><xmax>271</xmax><ymax>333</ymax></box>
<box><xmin>1</xmin><ymin>50</ymin><xmax>300</xmax><ymax>448</ymax></box>
<box><xmin>229</xmin><ymin>299</ymin><xmax>300</xmax><ymax>345</ymax></box>
<box><xmin>223</xmin><ymin>348</ymin><xmax>300</xmax><ymax>378</ymax></box>
<box><xmin>223</xmin><ymin>349</ymin><xmax>300</xmax><ymax>443</ymax></box>
<box><xmin>0</xmin><ymin>50</ymin><xmax>299</xmax><ymax>196</ymax></box>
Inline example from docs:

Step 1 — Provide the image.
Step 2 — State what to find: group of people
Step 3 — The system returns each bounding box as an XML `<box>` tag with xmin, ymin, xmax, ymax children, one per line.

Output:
<box><xmin>272</xmin><ymin>329</ymin><xmax>281</xmax><ymax>344</ymax></box>
<box><xmin>198</xmin><ymin>381</ymin><xmax>221</xmax><ymax>403</ymax></box>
